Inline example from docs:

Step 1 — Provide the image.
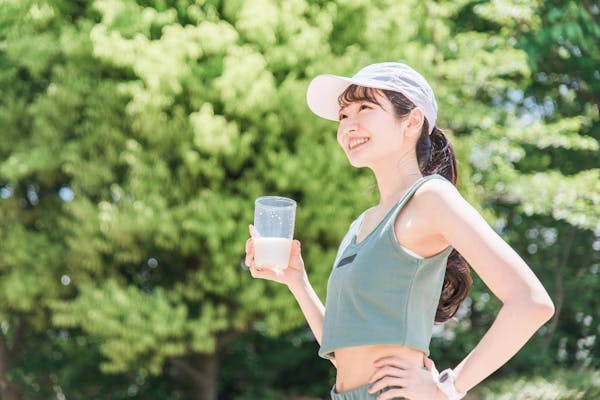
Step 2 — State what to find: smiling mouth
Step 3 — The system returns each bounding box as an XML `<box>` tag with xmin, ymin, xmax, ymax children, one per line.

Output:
<box><xmin>348</xmin><ymin>137</ymin><xmax>370</xmax><ymax>151</ymax></box>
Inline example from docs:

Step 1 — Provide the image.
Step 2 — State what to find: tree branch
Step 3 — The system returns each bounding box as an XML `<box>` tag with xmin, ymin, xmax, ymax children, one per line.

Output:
<box><xmin>8</xmin><ymin>318</ymin><xmax>25</xmax><ymax>361</ymax></box>
<box><xmin>0</xmin><ymin>331</ymin><xmax>10</xmax><ymax>390</ymax></box>
<box><xmin>216</xmin><ymin>330</ymin><xmax>240</xmax><ymax>352</ymax></box>
<box><xmin>168</xmin><ymin>357</ymin><xmax>203</xmax><ymax>383</ymax></box>
<box><xmin>582</xmin><ymin>0</ymin><xmax>600</xmax><ymax>25</ymax></box>
<box><xmin>542</xmin><ymin>225</ymin><xmax>575</xmax><ymax>350</ymax></box>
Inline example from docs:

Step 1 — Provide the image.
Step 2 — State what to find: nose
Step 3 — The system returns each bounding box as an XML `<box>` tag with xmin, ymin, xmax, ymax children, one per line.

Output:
<box><xmin>340</xmin><ymin>116</ymin><xmax>358</xmax><ymax>136</ymax></box>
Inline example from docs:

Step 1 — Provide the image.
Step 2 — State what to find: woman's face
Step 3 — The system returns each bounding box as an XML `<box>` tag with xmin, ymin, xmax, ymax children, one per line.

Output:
<box><xmin>336</xmin><ymin>90</ymin><xmax>410</xmax><ymax>169</ymax></box>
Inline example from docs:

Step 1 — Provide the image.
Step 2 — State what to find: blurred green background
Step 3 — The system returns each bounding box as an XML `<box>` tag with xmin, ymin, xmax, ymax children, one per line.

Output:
<box><xmin>0</xmin><ymin>0</ymin><xmax>599</xmax><ymax>399</ymax></box>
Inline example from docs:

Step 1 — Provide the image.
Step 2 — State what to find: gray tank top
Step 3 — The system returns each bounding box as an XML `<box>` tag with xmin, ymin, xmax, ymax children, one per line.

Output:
<box><xmin>319</xmin><ymin>174</ymin><xmax>453</xmax><ymax>360</ymax></box>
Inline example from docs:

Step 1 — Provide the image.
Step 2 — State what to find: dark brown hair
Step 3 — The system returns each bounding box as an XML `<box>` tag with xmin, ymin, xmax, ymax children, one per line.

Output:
<box><xmin>339</xmin><ymin>85</ymin><xmax>472</xmax><ymax>323</ymax></box>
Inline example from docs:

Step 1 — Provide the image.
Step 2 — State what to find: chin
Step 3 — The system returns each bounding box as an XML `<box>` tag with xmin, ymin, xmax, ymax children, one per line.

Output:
<box><xmin>347</xmin><ymin>156</ymin><xmax>370</xmax><ymax>169</ymax></box>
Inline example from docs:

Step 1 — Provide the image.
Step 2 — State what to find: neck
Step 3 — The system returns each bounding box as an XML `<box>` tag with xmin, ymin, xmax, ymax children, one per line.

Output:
<box><xmin>370</xmin><ymin>158</ymin><xmax>422</xmax><ymax>207</ymax></box>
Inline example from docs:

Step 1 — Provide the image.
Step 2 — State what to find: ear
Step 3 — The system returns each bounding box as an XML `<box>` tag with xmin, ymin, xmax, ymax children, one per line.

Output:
<box><xmin>405</xmin><ymin>107</ymin><xmax>425</xmax><ymax>138</ymax></box>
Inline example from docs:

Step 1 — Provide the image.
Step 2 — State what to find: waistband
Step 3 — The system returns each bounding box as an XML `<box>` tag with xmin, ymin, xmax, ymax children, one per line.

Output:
<box><xmin>330</xmin><ymin>383</ymin><xmax>406</xmax><ymax>400</ymax></box>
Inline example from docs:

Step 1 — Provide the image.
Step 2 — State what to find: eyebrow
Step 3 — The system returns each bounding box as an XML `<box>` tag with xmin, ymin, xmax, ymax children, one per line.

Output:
<box><xmin>338</xmin><ymin>85</ymin><xmax>383</xmax><ymax>106</ymax></box>
<box><xmin>338</xmin><ymin>100</ymin><xmax>378</xmax><ymax>114</ymax></box>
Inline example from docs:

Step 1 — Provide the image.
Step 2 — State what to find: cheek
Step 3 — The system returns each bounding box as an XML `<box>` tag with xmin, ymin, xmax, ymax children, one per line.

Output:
<box><xmin>336</xmin><ymin>128</ymin><xmax>344</xmax><ymax>145</ymax></box>
<box><xmin>363</xmin><ymin>113</ymin><xmax>389</xmax><ymax>132</ymax></box>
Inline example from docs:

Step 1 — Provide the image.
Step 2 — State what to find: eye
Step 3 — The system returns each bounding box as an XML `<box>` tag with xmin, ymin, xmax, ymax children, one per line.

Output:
<box><xmin>359</xmin><ymin>104</ymin><xmax>372</xmax><ymax>111</ymax></box>
<box><xmin>338</xmin><ymin>113</ymin><xmax>347</xmax><ymax>121</ymax></box>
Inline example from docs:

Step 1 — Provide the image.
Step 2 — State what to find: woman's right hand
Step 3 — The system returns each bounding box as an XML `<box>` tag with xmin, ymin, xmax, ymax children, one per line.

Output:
<box><xmin>244</xmin><ymin>224</ymin><xmax>307</xmax><ymax>288</ymax></box>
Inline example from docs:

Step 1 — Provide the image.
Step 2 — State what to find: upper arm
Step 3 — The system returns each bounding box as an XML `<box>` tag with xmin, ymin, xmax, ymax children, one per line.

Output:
<box><xmin>419</xmin><ymin>179</ymin><xmax>553</xmax><ymax>308</ymax></box>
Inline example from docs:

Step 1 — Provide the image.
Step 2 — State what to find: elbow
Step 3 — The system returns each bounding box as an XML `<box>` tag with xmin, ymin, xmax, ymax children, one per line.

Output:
<box><xmin>531</xmin><ymin>295</ymin><xmax>555</xmax><ymax>323</ymax></box>
<box><xmin>533</xmin><ymin>301</ymin><xmax>555</xmax><ymax>323</ymax></box>
<box><xmin>541</xmin><ymin>300</ymin><xmax>555</xmax><ymax>321</ymax></box>
<box><xmin>508</xmin><ymin>292</ymin><xmax>555</xmax><ymax>323</ymax></box>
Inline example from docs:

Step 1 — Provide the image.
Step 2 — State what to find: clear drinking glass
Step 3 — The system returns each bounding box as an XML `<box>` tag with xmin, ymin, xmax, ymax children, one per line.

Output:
<box><xmin>253</xmin><ymin>196</ymin><xmax>296</xmax><ymax>271</ymax></box>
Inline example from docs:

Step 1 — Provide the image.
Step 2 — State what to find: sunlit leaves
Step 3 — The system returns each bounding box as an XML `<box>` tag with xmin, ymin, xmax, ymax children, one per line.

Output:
<box><xmin>1</xmin><ymin>0</ymin><xmax>599</xmax><ymax>395</ymax></box>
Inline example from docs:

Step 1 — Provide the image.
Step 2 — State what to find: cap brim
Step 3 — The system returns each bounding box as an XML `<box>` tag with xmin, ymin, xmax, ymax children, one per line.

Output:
<box><xmin>306</xmin><ymin>74</ymin><xmax>398</xmax><ymax>121</ymax></box>
<box><xmin>306</xmin><ymin>75</ymin><xmax>353</xmax><ymax>121</ymax></box>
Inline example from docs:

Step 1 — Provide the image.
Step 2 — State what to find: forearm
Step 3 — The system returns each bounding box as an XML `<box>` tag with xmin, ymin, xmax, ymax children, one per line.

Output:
<box><xmin>451</xmin><ymin>300</ymin><xmax>554</xmax><ymax>394</ymax></box>
<box><xmin>288</xmin><ymin>277</ymin><xmax>326</xmax><ymax>346</ymax></box>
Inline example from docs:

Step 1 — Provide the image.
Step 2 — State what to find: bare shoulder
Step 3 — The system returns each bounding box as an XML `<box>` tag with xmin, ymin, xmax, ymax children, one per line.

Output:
<box><xmin>391</xmin><ymin>177</ymin><xmax>463</xmax><ymax>255</ymax></box>
<box><xmin>414</xmin><ymin>176</ymin><xmax>552</xmax><ymax>307</ymax></box>
<box><xmin>410</xmin><ymin>177</ymin><xmax>472</xmax><ymax>241</ymax></box>
<box><xmin>413</xmin><ymin>176</ymin><xmax>486</xmax><ymax>237</ymax></box>
<box><xmin>413</xmin><ymin>176</ymin><xmax>464</xmax><ymax>215</ymax></box>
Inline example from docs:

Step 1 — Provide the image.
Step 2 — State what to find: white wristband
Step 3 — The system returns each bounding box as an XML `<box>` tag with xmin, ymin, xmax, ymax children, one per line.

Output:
<box><xmin>436</xmin><ymin>368</ymin><xmax>467</xmax><ymax>400</ymax></box>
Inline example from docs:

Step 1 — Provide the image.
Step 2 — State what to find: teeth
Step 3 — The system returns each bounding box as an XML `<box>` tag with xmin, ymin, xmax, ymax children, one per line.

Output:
<box><xmin>349</xmin><ymin>137</ymin><xmax>369</xmax><ymax>150</ymax></box>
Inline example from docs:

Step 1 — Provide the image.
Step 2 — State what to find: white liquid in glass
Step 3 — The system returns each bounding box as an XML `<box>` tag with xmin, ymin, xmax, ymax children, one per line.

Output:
<box><xmin>254</xmin><ymin>237</ymin><xmax>292</xmax><ymax>270</ymax></box>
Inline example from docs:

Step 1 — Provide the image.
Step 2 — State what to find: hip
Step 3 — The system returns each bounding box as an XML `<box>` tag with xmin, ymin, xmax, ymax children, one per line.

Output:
<box><xmin>330</xmin><ymin>382</ymin><xmax>407</xmax><ymax>400</ymax></box>
<box><xmin>333</xmin><ymin>344</ymin><xmax>425</xmax><ymax>393</ymax></box>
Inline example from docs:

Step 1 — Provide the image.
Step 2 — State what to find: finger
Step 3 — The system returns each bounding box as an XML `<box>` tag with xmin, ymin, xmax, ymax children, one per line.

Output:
<box><xmin>249</xmin><ymin>224</ymin><xmax>261</xmax><ymax>238</ymax></box>
<box><xmin>252</xmin><ymin>262</ymin><xmax>264</xmax><ymax>271</ymax></box>
<box><xmin>367</xmin><ymin>376</ymin><xmax>407</xmax><ymax>394</ymax></box>
<box><xmin>373</xmin><ymin>357</ymin><xmax>411</xmax><ymax>370</ymax></box>
<box><xmin>245</xmin><ymin>239</ymin><xmax>255</xmax><ymax>262</ymax></box>
<box><xmin>368</xmin><ymin>366</ymin><xmax>407</xmax><ymax>384</ymax></box>
<box><xmin>423</xmin><ymin>356</ymin><xmax>431</xmax><ymax>369</ymax></box>
<box><xmin>375</xmin><ymin>387</ymin><xmax>408</xmax><ymax>400</ymax></box>
<box><xmin>245</xmin><ymin>253</ymin><xmax>253</xmax><ymax>269</ymax></box>
<box><xmin>245</xmin><ymin>238</ymin><xmax>253</xmax><ymax>254</ymax></box>
<box><xmin>423</xmin><ymin>357</ymin><xmax>439</xmax><ymax>378</ymax></box>
<box><xmin>244</xmin><ymin>244</ymin><xmax>254</xmax><ymax>266</ymax></box>
<box><xmin>290</xmin><ymin>240</ymin><xmax>301</xmax><ymax>256</ymax></box>
<box><xmin>289</xmin><ymin>240</ymin><xmax>301</xmax><ymax>263</ymax></box>
<box><xmin>251</xmin><ymin>265</ymin><xmax>275</xmax><ymax>279</ymax></box>
<box><xmin>423</xmin><ymin>356</ymin><xmax>435</xmax><ymax>370</ymax></box>
<box><xmin>249</xmin><ymin>264</ymin><xmax>263</xmax><ymax>278</ymax></box>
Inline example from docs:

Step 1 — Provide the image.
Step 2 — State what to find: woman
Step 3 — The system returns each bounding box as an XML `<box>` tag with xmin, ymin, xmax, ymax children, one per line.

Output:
<box><xmin>244</xmin><ymin>62</ymin><xmax>555</xmax><ymax>400</ymax></box>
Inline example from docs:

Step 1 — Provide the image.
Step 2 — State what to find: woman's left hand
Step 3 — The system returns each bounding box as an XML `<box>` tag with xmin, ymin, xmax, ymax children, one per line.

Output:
<box><xmin>366</xmin><ymin>354</ymin><xmax>446</xmax><ymax>400</ymax></box>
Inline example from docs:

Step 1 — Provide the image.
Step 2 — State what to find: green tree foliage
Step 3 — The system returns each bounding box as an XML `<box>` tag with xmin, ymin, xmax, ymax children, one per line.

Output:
<box><xmin>0</xmin><ymin>0</ymin><xmax>598</xmax><ymax>399</ymax></box>
<box><xmin>449</xmin><ymin>0</ymin><xmax>600</xmax><ymax>373</ymax></box>
<box><xmin>474</xmin><ymin>367</ymin><xmax>600</xmax><ymax>399</ymax></box>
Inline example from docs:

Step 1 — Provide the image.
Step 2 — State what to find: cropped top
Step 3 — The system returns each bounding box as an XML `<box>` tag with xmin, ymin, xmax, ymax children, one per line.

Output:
<box><xmin>319</xmin><ymin>174</ymin><xmax>454</xmax><ymax>360</ymax></box>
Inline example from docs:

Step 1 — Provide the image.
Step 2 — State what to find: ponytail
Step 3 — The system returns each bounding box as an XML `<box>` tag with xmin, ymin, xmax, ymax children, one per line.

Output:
<box><xmin>436</xmin><ymin>250</ymin><xmax>472</xmax><ymax>322</ymax></box>
<box><xmin>417</xmin><ymin>124</ymin><xmax>458</xmax><ymax>185</ymax></box>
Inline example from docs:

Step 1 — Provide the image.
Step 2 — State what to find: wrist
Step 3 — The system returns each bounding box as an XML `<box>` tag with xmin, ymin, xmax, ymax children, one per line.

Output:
<box><xmin>436</xmin><ymin>369</ymin><xmax>467</xmax><ymax>400</ymax></box>
<box><xmin>287</xmin><ymin>274</ymin><xmax>310</xmax><ymax>294</ymax></box>
<box><xmin>435</xmin><ymin>387</ymin><xmax>449</xmax><ymax>400</ymax></box>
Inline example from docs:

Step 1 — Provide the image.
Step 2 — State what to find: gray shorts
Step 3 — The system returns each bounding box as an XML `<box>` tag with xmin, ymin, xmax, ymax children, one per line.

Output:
<box><xmin>330</xmin><ymin>383</ymin><xmax>406</xmax><ymax>400</ymax></box>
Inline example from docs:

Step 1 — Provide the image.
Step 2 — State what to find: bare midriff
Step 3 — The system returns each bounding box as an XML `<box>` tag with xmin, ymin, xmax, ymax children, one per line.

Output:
<box><xmin>333</xmin><ymin>344</ymin><xmax>425</xmax><ymax>393</ymax></box>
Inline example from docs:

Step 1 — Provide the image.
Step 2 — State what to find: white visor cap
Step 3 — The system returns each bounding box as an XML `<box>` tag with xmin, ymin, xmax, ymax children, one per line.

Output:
<box><xmin>306</xmin><ymin>62</ymin><xmax>438</xmax><ymax>134</ymax></box>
